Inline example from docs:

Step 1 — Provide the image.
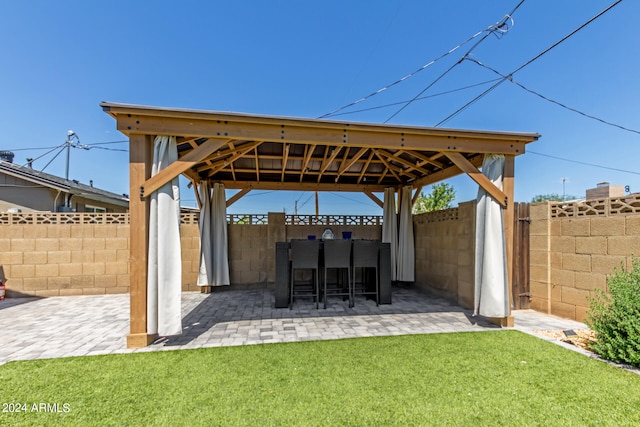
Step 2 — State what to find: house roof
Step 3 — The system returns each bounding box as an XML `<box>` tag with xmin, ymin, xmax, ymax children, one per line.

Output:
<box><xmin>0</xmin><ymin>160</ymin><xmax>129</xmax><ymax>207</ymax></box>
<box><xmin>101</xmin><ymin>102</ymin><xmax>540</xmax><ymax>196</ymax></box>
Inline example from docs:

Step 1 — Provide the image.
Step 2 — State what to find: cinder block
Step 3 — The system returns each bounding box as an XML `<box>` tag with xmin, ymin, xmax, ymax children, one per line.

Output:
<box><xmin>575</xmin><ymin>271</ymin><xmax>606</xmax><ymax>292</ymax></box>
<box><xmin>3</xmin><ymin>226</ymin><xmax>24</xmax><ymax>238</ymax></box>
<box><xmin>561</xmin><ymin>286</ymin><xmax>590</xmax><ymax>308</ymax></box>
<box><xmin>529</xmin><ymin>250</ymin><xmax>549</xmax><ymax>267</ymax></box>
<box><xmin>550</xmin><ymin>300</ymin><xmax>576</xmax><ymax>320</ymax></box>
<box><xmin>116</xmin><ymin>249</ymin><xmax>129</xmax><ymax>262</ymax></box>
<box><xmin>116</xmin><ymin>225</ymin><xmax>130</xmax><ymax>238</ymax></box>
<box><xmin>47</xmin><ymin>251</ymin><xmax>71</xmax><ymax>264</ymax></box>
<box><xmin>105</xmin><ymin>262</ymin><xmax>128</xmax><ymax>275</ymax></box>
<box><xmin>591</xmin><ymin>255</ymin><xmax>625</xmax><ymax>275</ymax></box>
<box><xmin>550</xmin><ymin>283</ymin><xmax>562</xmax><ymax>301</ymax></box>
<box><xmin>10</xmin><ymin>239</ymin><xmax>35</xmax><ymax>252</ymax></box>
<box><xmin>550</xmin><ymin>220</ymin><xmax>561</xmax><ymax>237</ymax></box>
<box><xmin>590</xmin><ymin>216</ymin><xmax>625</xmax><ymax>236</ymax></box>
<box><xmin>575</xmin><ymin>237</ymin><xmax>607</xmax><ymax>255</ymax></box>
<box><xmin>562</xmin><ymin>253</ymin><xmax>591</xmax><ymax>272</ymax></box>
<box><xmin>71</xmin><ymin>226</ymin><xmax>94</xmax><ymax>238</ymax></box>
<box><xmin>0</xmin><ymin>251</ymin><xmax>23</xmax><ymax>264</ymax></box>
<box><xmin>11</xmin><ymin>264</ymin><xmax>35</xmax><ymax>278</ymax></box>
<box><xmin>82</xmin><ymin>263</ymin><xmax>105</xmax><ymax>276</ymax></box>
<box><xmin>551</xmin><ymin>267</ymin><xmax>574</xmax><ymax>287</ymax></box>
<box><xmin>625</xmin><ymin>216</ymin><xmax>640</xmax><ymax>236</ymax></box>
<box><xmin>530</xmin><ymin>265</ymin><xmax>549</xmax><ymax>283</ymax></box>
<box><xmin>48</xmin><ymin>276</ymin><xmax>70</xmax><ymax>289</ymax></box>
<box><xmin>93</xmin><ymin>225</ymin><xmax>112</xmax><ymax>238</ymax></box>
<box><xmin>529</xmin><ymin>203</ymin><xmax>550</xmax><ymax>221</ymax></box>
<box><xmin>608</xmin><ymin>236</ymin><xmax>640</xmax><ymax>256</ymax></box>
<box><xmin>529</xmin><ymin>280</ymin><xmax>549</xmax><ymax>299</ymax></box>
<box><xmin>23</xmin><ymin>226</ymin><xmax>47</xmax><ymax>239</ymax></box>
<box><xmin>550</xmin><ymin>236</ymin><xmax>575</xmax><ymax>253</ymax></box>
<box><xmin>105</xmin><ymin>237</ymin><xmax>128</xmax><ymax>250</ymax></box>
<box><xmin>28</xmin><ymin>251</ymin><xmax>48</xmax><ymax>265</ymax></box>
<box><xmin>95</xmin><ymin>275</ymin><xmax>118</xmax><ymax>288</ymax></box>
<box><xmin>94</xmin><ymin>250</ymin><xmax>117</xmax><ymax>263</ymax></box>
<box><xmin>35</xmin><ymin>264</ymin><xmax>59</xmax><ymax>277</ymax></box>
<box><xmin>59</xmin><ymin>263</ymin><xmax>83</xmax><ymax>276</ymax></box>
<box><xmin>529</xmin><ymin>235</ymin><xmax>549</xmax><ymax>252</ymax></box>
<box><xmin>70</xmin><ymin>276</ymin><xmax>94</xmax><ymax>288</ymax></box>
<box><xmin>530</xmin><ymin>220</ymin><xmax>549</xmax><ymax>236</ymax></box>
<box><xmin>530</xmin><ymin>297</ymin><xmax>549</xmax><ymax>313</ymax></box>
<box><xmin>561</xmin><ymin>219</ymin><xmax>590</xmax><ymax>236</ymax></box>
<box><xmin>116</xmin><ymin>274</ymin><xmax>129</xmax><ymax>286</ymax></box>
<box><xmin>575</xmin><ymin>306</ymin><xmax>589</xmax><ymax>323</ymax></box>
<box><xmin>47</xmin><ymin>225</ymin><xmax>72</xmax><ymax>238</ymax></box>
<box><xmin>35</xmin><ymin>238</ymin><xmax>59</xmax><ymax>251</ymax></box>
<box><xmin>59</xmin><ymin>238</ymin><xmax>83</xmax><ymax>251</ymax></box>
<box><xmin>22</xmin><ymin>277</ymin><xmax>47</xmax><ymax>291</ymax></box>
<box><xmin>550</xmin><ymin>252</ymin><xmax>562</xmax><ymax>269</ymax></box>
<box><xmin>82</xmin><ymin>238</ymin><xmax>106</xmax><ymax>251</ymax></box>
<box><xmin>72</xmin><ymin>250</ymin><xmax>94</xmax><ymax>263</ymax></box>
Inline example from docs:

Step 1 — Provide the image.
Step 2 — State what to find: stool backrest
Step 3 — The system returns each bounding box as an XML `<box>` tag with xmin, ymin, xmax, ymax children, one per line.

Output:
<box><xmin>324</xmin><ymin>239</ymin><xmax>352</xmax><ymax>268</ymax></box>
<box><xmin>291</xmin><ymin>240</ymin><xmax>320</xmax><ymax>269</ymax></box>
<box><xmin>353</xmin><ymin>240</ymin><xmax>379</xmax><ymax>268</ymax></box>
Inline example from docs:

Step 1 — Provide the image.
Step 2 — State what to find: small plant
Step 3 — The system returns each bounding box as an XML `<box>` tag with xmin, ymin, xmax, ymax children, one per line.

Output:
<box><xmin>586</xmin><ymin>258</ymin><xmax>640</xmax><ymax>367</ymax></box>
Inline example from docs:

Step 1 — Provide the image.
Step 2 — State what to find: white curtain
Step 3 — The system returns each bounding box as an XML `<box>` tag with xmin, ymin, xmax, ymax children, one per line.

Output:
<box><xmin>396</xmin><ymin>186</ymin><xmax>415</xmax><ymax>282</ymax></box>
<box><xmin>211</xmin><ymin>183</ymin><xmax>230</xmax><ymax>286</ymax></box>
<box><xmin>474</xmin><ymin>154</ymin><xmax>509</xmax><ymax>318</ymax></box>
<box><xmin>147</xmin><ymin>135</ymin><xmax>182</xmax><ymax>336</ymax></box>
<box><xmin>197</xmin><ymin>181</ymin><xmax>213</xmax><ymax>286</ymax></box>
<box><xmin>382</xmin><ymin>187</ymin><xmax>398</xmax><ymax>281</ymax></box>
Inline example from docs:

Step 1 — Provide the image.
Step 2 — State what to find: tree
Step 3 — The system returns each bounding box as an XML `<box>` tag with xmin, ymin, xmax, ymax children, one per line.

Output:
<box><xmin>531</xmin><ymin>193</ymin><xmax>577</xmax><ymax>203</ymax></box>
<box><xmin>413</xmin><ymin>183</ymin><xmax>456</xmax><ymax>214</ymax></box>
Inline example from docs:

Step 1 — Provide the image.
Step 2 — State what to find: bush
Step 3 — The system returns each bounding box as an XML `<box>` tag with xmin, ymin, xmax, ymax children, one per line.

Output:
<box><xmin>586</xmin><ymin>258</ymin><xmax>640</xmax><ymax>367</ymax></box>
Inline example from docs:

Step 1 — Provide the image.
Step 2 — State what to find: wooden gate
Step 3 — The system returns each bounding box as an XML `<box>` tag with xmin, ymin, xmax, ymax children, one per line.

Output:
<box><xmin>512</xmin><ymin>202</ymin><xmax>530</xmax><ymax>309</ymax></box>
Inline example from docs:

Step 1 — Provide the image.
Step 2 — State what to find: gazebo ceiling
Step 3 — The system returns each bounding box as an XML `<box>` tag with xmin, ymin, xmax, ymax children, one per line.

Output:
<box><xmin>101</xmin><ymin>102</ymin><xmax>539</xmax><ymax>195</ymax></box>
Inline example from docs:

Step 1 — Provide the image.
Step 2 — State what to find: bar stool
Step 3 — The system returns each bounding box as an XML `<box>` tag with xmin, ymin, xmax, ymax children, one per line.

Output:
<box><xmin>323</xmin><ymin>239</ymin><xmax>353</xmax><ymax>308</ymax></box>
<box><xmin>290</xmin><ymin>239</ymin><xmax>320</xmax><ymax>309</ymax></box>
<box><xmin>352</xmin><ymin>239</ymin><xmax>379</xmax><ymax>306</ymax></box>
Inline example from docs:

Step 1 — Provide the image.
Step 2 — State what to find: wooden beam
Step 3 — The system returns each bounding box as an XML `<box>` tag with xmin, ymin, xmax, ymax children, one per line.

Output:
<box><xmin>114</xmin><ymin>113</ymin><xmax>533</xmax><ymax>154</ymax></box>
<box><xmin>444</xmin><ymin>152</ymin><xmax>507</xmax><ymax>207</ymax></box>
<box><xmin>411</xmin><ymin>185</ymin><xmax>423</xmax><ymax>207</ymax></box>
<box><xmin>374</xmin><ymin>150</ymin><xmax>402</xmax><ymax>183</ymax></box>
<box><xmin>141</xmin><ymin>139</ymin><xmax>229</xmax><ymax>197</ymax></box>
<box><xmin>412</xmin><ymin>155</ymin><xmax>484</xmax><ymax>187</ymax></box>
<box><xmin>318</xmin><ymin>146</ymin><xmax>342</xmax><ymax>182</ymax></box>
<box><xmin>365</xmin><ymin>190</ymin><xmax>384</xmax><ymax>208</ymax></box>
<box><xmin>338</xmin><ymin>147</ymin><xmax>368</xmax><ymax>177</ymax></box>
<box><xmin>405</xmin><ymin>150</ymin><xmax>445</xmax><ymax>170</ymax></box>
<box><xmin>215</xmin><ymin>180</ymin><xmax>389</xmax><ymax>192</ymax></box>
<box><xmin>226</xmin><ymin>187</ymin><xmax>251</xmax><ymax>207</ymax></box>
<box><xmin>300</xmin><ymin>144</ymin><xmax>316</xmax><ymax>182</ymax></box>
<box><xmin>358</xmin><ymin>151</ymin><xmax>375</xmax><ymax>184</ymax></box>
<box><xmin>377</xmin><ymin>148</ymin><xmax>430</xmax><ymax>176</ymax></box>
<box><xmin>127</xmin><ymin>134</ymin><xmax>155</xmax><ymax>348</ymax></box>
<box><xmin>281</xmin><ymin>144</ymin><xmax>290</xmax><ymax>181</ymax></box>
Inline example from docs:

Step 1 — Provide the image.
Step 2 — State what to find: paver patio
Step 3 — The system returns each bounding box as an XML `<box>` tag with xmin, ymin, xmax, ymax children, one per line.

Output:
<box><xmin>0</xmin><ymin>286</ymin><xmax>589</xmax><ymax>365</ymax></box>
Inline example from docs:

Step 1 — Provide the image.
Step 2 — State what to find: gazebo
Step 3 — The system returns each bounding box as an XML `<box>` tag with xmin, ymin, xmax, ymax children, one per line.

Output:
<box><xmin>101</xmin><ymin>102</ymin><xmax>539</xmax><ymax>348</ymax></box>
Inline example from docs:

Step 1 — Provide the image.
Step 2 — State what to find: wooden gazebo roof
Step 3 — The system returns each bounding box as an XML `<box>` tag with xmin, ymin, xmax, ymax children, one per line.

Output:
<box><xmin>101</xmin><ymin>102</ymin><xmax>539</xmax><ymax>206</ymax></box>
<box><xmin>102</xmin><ymin>102</ymin><xmax>539</xmax><ymax>348</ymax></box>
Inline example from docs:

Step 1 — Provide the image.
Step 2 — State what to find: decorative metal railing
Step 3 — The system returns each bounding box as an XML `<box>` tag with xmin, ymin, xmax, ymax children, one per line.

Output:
<box><xmin>550</xmin><ymin>194</ymin><xmax>640</xmax><ymax>218</ymax></box>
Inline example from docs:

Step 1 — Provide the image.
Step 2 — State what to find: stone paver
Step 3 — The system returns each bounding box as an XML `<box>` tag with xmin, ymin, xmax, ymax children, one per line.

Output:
<box><xmin>0</xmin><ymin>287</ymin><xmax>589</xmax><ymax>365</ymax></box>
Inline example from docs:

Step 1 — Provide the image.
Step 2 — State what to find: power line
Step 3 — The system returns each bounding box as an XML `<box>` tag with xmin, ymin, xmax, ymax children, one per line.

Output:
<box><xmin>384</xmin><ymin>1</ymin><xmax>525</xmax><ymax>123</ymax></box>
<box><xmin>528</xmin><ymin>150</ymin><xmax>640</xmax><ymax>176</ymax></box>
<box><xmin>327</xmin><ymin>78</ymin><xmax>502</xmax><ymax>118</ymax></box>
<box><xmin>319</xmin><ymin>6</ymin><xmax>515</xmax><ymax>119</ymax></box>
<box><xmin>435</xmin><ymin>0</ymin><xmax>623</xmax><ymax>127</ymax></box>
<box><xmin>465</xmin><ymin>57</ymin><xmax>640</xmax><ymax>136</ymax></box>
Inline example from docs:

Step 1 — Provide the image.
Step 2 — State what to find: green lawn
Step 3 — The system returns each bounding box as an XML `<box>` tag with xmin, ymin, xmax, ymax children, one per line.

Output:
<box><xmin>1</xmin><ymin>330</ymin><xmax>639</xmax><ymax>426</ymax></box>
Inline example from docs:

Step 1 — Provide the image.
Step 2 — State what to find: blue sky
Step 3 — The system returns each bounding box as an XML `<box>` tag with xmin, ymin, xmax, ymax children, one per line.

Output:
<box><xmin>2</xmin><ymin>1</ymin><xmax>638</xmax><ymax>214</ymax></box>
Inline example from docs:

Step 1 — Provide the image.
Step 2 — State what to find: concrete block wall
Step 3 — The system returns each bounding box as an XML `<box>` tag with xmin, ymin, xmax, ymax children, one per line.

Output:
<box><xmin>529</xmin><ymin>202</ymin><xmax>640</xmax><ymax>322</ymax></box>
<box><xmin>413</xmin><ymin>201</ymin><xmax>476</xmax><ymax>309</ymax></box>
<box><xmin>0</xmin><ymin>224</ymin><xmax>130</xmax><ymax>297</ymax></box>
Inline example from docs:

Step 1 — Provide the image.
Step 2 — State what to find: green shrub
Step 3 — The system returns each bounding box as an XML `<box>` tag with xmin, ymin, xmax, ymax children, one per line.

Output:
<box><xmin>586</xmin><ymin>258</ymin><xmax>640</xmax><ymax>367</ymax></box>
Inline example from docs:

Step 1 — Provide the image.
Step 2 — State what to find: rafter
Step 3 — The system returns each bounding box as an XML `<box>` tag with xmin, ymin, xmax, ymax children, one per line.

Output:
<box><xmin>281</xmin><ymin>144</ymin><xmax>290</xmax><ymax>181</ymax></box>
<box><xmin>317</xmin><ymin>146</ymin><xmax>343</xmax><ymax>182</ymax></box>
<box><xmin>358</xmin><ymin>151</ymin><xmax>375</xmax><ymax>184</ymax></box>
<box><xmin>300</xmin><ymin>144</ymin><xmax>316</xmax><ymax>182</ymax></box>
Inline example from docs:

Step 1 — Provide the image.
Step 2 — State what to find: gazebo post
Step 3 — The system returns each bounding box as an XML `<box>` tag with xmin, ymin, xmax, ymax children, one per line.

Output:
<box><xmin>501</xmin><ymin>155</ymin><xmax>516</xmax><ymax>326</ymax></box>
<box><xmin>126</xmin><ymin>134</ymin><xmax>155</xmax><ymax>348</ymax></box>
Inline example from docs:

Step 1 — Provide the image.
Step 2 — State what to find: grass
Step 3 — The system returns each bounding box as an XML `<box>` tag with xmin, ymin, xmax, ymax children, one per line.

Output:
<box><xmin>1</xmin><ymin>330</ymin><xmax>639</xmax><ymax>426</ymax></box>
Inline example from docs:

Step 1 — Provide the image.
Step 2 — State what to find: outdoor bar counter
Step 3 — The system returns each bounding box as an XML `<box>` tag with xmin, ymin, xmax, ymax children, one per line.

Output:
<box><xmin>274</xmin><ymin>240</ymin><xmax>392</xmax><ymax>308</ymax></box>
